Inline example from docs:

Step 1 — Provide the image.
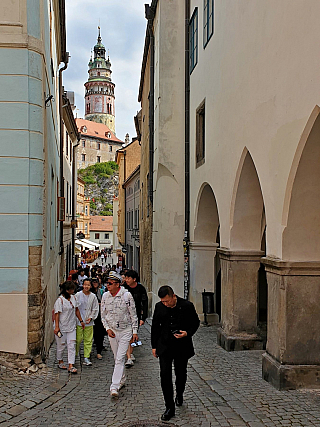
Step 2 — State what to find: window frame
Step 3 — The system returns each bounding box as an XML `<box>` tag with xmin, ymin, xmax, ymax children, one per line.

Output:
<box><xmin>196</xmin><ymin>99</ymin><xmax>206</xmax><ymax>168</ymax></box>
<box><xmin>203</xmin><ymin>0</ymin><xmax>214</xmax><ymax>48</ymax></box>
<box><xmin>189</xmin><ymin>8</ymin><xmax>198</xmax><ymax>74</ymax></box>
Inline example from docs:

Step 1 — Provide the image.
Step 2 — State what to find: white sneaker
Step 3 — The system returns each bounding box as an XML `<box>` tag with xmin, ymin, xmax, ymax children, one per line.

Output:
<box><xmin>110</xmin><ymin>388</ymin><xmax>119</xmax><ymax>398</ymax></box>
<box><xmin>125</xmin><ymin>358</ymin><xmax>134</xmax><ymax>368</ymax></box>
<box><xmin>130</xmin><ymin>354</ymin><xmax>135</xmax><ymax>361</ymax></box>
<box><xmin>83</xmin><ymin>357</ymin><xmax>92</xmax><ymax>366</ymax></box>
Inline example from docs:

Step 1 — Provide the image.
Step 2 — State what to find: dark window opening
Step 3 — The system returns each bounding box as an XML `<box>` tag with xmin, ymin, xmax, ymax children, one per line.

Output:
<box><xmin>204</xmin><ymin>0</ymin><xmax>214</xmax><ymax>47</ymax></box>
<box><xmin>196</xmin><ymin>100</ymin><xmax>205</xmax><ymax>167</ymax></box>
<box><xmin>189</xmin><ymin>8</ymin><xmax>198</xmax><ymax>73</ymax></box>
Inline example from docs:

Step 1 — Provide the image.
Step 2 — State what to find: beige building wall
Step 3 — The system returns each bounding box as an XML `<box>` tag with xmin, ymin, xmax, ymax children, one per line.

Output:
<box><xmin>151</xmin><ymin>0</ymin><xmax>185</xmax><ymax>307</ymax></box>
<box><xmin>188</xmin><ymin>0</ymin><xmax>320</xmax><ymax>388</ymax></box>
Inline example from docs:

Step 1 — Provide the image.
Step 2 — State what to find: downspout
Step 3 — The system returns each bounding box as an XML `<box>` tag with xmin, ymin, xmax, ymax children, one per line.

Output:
<box><xmin>58</xmin><ymin>53</ymin><xmax>69</xmax><ymax>257</ymax></box>
<box><xmin>184</xmin><ymin>0</ymin><xmax>191</xmax><ymax>299</ymax></box>
<box><xmin>72</xmin><ymin>138</ymin><xmax>80</xmax><ymax>269</ymax></box>
<box><xmin>146</xmin><ymin>5</ymin><xmax>155</xmax><ymax>206</ymax></box>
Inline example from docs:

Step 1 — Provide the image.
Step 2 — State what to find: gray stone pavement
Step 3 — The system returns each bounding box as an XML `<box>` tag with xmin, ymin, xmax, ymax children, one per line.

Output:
<box><xmin>1</xmin><ymin>322</ymin><xmax>320</xmax><ymax>426</ymax></box>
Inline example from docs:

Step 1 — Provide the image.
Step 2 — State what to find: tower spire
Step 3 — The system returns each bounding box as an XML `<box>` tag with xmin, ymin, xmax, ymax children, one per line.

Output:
<box><xmin>98</xmin><ymin>25</ymin><xmax>101</xmax><ymax>43</ymax></box>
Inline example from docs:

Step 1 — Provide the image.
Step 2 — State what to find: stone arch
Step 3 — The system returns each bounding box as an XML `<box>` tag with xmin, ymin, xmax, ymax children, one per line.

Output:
<box><xmin>218</xmin><ymin>149</ymin><xmax>267</xmax><ymax>350</ymax></box>
<box><xmin>194</xmin><ymin>183</ymin><xmax>219</xmax><ymax>243</ymax></box>
<box><xmin>190</xmin><ymin>183</ymin><xmax>220</xmax><ymax>320</ymax></box>
<box><xmin>230</xmin><ymin>148</ymin><xmax>265</xmax><ymax>251</ymax></box>
<box><xmin>282</xmin><ymin>106</ymin><xmax>320</xmax><ymax>261</ymax></box>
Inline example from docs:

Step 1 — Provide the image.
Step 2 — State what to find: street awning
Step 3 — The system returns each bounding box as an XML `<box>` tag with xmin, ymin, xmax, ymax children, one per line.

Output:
<box><xmin>75</xmin><ymin>239</ymin><xmax>98</xmax><ymax>250</ymax></box>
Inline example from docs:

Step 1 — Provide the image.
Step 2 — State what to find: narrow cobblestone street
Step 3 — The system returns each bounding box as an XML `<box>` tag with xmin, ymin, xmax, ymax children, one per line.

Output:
<box><xmin>1</xmin><ymin>322</ymin><xmax>320</xmax><ymax>426</ymax></box>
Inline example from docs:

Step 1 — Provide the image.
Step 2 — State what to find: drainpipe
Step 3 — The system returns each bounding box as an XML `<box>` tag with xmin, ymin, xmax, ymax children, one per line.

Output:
<box><xmin>58</xmin><ymin>53</ymin><xmax>69</xmax><ymax>257</ymax></box>
<box><xmin>184</xmin><ymin>0</ymin><xmax>191</xmax><ymax>299</ymax></box>
<box><xmin>146</xmin><ymin>4</ymin><xmax>155</xmax><ymax>206</ymax></box>
<box><xmin>72</xmin><ymin>138</ymin><xmax>80</xmax><ymax>269</ymax></box>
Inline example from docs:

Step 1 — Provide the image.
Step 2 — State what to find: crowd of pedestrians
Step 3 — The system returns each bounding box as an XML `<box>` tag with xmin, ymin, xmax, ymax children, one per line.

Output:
<box><xmin>53</xmin><ymin>257</ymin><xmax>148</xmax><ymax>383</ymax></box>
<box><xmin>53</xmin><ymin>253</ymin><xmax>200</xmax><ymax>422</ymax></box>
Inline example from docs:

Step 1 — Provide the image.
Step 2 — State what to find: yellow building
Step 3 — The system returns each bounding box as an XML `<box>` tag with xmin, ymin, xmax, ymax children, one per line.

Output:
<box><xmin>76</xmin><ymin>178</ymin><xmax>90</xmax><ymax>239</ymax></box>
<box><xmin>116</xmin><ymin>138</ymin><xmax>141</xmax><ymax>251</ymax></box>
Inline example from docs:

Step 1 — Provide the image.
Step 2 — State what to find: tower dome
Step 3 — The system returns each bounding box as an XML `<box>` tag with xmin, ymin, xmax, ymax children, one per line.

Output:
<box><xmin>84</xmin><ymin>27</ymin><xmax>116</xmax><ymax>133</ymax></box>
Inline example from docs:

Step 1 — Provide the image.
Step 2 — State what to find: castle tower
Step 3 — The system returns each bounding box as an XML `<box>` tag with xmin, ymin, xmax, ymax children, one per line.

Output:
<box><xmin>84</xmin><ymin>27</ymin><xmax>116</xmax><ymax>133</ymax></box>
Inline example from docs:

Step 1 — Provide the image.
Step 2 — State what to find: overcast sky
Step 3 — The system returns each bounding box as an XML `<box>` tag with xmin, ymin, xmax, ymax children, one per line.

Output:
<box><xmin>64</xmin><ymin>0</ymin><xmax>147</xmax><ymax>142</ymax></box>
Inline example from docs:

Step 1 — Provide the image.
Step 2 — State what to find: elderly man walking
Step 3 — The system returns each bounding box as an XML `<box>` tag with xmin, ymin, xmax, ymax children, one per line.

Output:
<box><xmin>151</xmin><ymin>285</ymin><xmax>200</xmax><ymax>421</ymax></box>
<box><xmin>101</xmin><ymin>271</ymin><xmax>138</xmax><ymax>397</ymax></box>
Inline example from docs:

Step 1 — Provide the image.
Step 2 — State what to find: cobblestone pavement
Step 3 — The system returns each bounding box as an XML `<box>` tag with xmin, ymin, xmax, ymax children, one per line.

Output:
<box><xmin>1</xmin><ymin>323</ymin><xmax>320</xmax><ymax>426</ymax></box>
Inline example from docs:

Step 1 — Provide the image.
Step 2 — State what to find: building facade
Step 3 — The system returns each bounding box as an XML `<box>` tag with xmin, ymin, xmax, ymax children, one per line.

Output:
<box><xmin>139</xmin><ymin>0</ymin><xmax>320</xmax><ymax>390</ymax></box>
<box><xmin>0</xmin><ymin>0</ymin><xmax>75</xmax><ymax>357</ymax></box>
<box><xmin>89</xmin><ymin>215</ymin><xmax>113</xmax><ymax>249</ymax></box>
<box><xmin>116</xmin><ymin>138</ymin><xmax>141</xmax><ymax>252</ymax></box>
<box><xmin>138</xmin><ymin>0</ymin><xmax>185</xmax><ymax>312</ymax></box>
<box><xmin>76</xmin><ymin>178</ymin><xmax>90</xmax><ymax>238</ymax></box>
<box><xmin>61</xmin><ymin>92</ymin><xmax>80</xmax><ymax>280</ymax></box>
<box><xmin>84</xmin><ymin>28</ymin><xmax>116</xmax><ymax>133</ymax></box>
<box><xmin>124</xmin><ymin>166</ymin><xmax>140</xmax><ymax>272</ymax></box>
<box><xmin>76</xmin><ymin>118</ymin><xmax>123</xmax><ymax>169</ymax></box>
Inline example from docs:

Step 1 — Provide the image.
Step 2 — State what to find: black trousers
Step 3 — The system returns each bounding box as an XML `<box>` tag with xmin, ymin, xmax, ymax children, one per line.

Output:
<box><xmin>93</xmin><ymin>313</ymin><xmax>105</xmax><ymax>354</ymax></box>
<box><xmin>159</xmin><ymin>352</ymin><xmax>188</xmax><ymax>410</ymax></box>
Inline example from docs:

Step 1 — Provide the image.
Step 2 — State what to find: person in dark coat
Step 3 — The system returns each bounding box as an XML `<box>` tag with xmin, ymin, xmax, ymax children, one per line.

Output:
<box><xmin>123</xmin><ymin>269</ymin><xmax>148</xmax><ymax>367</ymax></box>
<box><xmin>151</xmin><ymin>285</ymin><xmax>200</xmax><ymax>421</ymax></box>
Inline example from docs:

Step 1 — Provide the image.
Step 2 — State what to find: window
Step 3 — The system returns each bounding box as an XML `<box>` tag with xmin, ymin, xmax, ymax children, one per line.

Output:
<box><xmin>97</xmin><ymin>142</ymin><xmax>101</xmax><ymax>150</ymax></box>
<box><xmin>85</xmin><ymin>223</ymin><xmax>88</xmax><ymax>234</ymax></box>
<box><xmin>109</xmin><ymin>145</ymin><xmax>112</xmax><ymax>152</ymax></box>
<box><xmin>82</xmin><ymin>140</ymin><xmax>85</xmax><ymax>147</ymax></box>
<box><xmin>95</xmin><ymin>233</ymin><xmax>100</xmax><ymax>239</ymax></box>
<box><xmin>204</xmin><ymin>0</ymin><xmax>214</xmax><ymax>47</ymax></box>
<box><xmin>81</xmin><ymin>154</ymin><xmax>86</xmax><ymax>161</ymax></box>
<box><xmin>85</xmin><ymin>205</ymin><xmax>88</xmax><ymax>216</ymax></box>
<box><xmin>65</xmin><ymin>131</ymin><xmax>69</xmax><ymax>156</ymax></box>
<box><xmin>105</xmin><ymin>233</ymin><xmax>109</xmax><ymax>239</ymax></box>
<box><xmin>97</xmin><ymin>156</ymin><xmax>101</xmax><ymax>163</ymax></box>
<box><xmin>189</xmin><ymin>8</ymin><xmax>198</xmax><ymax>73</ymax></box>
<box><xmin>196</xmin><ymin>100</ymin><xmax>205</xmax><ymax>166</ymax></box>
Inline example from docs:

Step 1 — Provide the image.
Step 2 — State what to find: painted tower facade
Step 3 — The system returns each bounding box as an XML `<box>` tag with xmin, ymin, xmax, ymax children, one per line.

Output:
<box><xmin>84</xmin><ymin>28</ymin><xmax>116</xmax><ymax>133</ymax></box>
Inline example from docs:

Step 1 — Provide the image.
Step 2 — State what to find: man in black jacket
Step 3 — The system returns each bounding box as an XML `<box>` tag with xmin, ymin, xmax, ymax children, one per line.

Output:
<box><xmin>151</xmin><ymin>285</ymin><xmax>200</xmax><ymax>421</ymax></box>
<box><xmin>123</xmin><ymin>269</ymin><xmax>148</xmax><ymax>367</ymax></box>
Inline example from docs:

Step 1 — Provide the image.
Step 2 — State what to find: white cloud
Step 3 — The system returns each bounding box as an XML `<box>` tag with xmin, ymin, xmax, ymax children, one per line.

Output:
<box><xmin>64</xmin><ymin>0</ymin><xmax>148</xmax><ymax>141</ymax></box>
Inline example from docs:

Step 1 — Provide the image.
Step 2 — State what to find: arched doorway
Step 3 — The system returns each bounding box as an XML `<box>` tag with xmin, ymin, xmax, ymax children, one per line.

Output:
<box><xmin>190</xmin><ymin>184</ymin><xmax>220</xmax><ymax>320</ymax></box>
<box><xmin>218</xmin><ymin>149</ymin><xmax>266</xmax><ymax>351</ymax></box>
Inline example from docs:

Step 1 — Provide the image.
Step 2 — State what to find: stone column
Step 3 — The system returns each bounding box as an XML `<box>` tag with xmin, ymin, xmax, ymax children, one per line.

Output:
<box><xmin>262</xmin><ymin>257</ymin><xmax>320</xmax><ymax>390</ymax></box>
<box><xmin>217</xmin><ymin>248</ymin><xmax>264</xmax><ymax>351</ymax></box>
<box><xmin>189</xmin><ymin>242</ymin><xmax>219</xmax><ymax>323</ymax></box>
<box><xmin>28</xmin><ymin>246</ymin><xmax>45</xmax><ymax>356</ymax></box>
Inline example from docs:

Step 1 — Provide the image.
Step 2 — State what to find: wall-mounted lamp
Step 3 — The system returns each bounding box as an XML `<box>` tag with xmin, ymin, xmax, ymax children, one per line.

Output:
<box><xmin>45</xmin><ymin>94</ymin><xmax>54</xmax><ymax>108</ymax></box>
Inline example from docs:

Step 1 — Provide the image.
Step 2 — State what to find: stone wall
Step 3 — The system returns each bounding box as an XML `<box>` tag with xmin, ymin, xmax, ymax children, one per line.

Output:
<box><xmin>28</xmin><ymin>246</ymin><xmax>45</xmax><ymax>356</ymax></box>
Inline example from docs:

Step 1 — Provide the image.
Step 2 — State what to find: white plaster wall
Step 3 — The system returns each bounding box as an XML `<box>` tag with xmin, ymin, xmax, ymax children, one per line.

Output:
<box><xmin>152</xmin><ymin>0</ymin><xmax>186</xmax><ymax>306</ymax></box>
<box><xmin>189</xmin><ymin>0</ymin><xmax>320</xmax><ymax>259</ymax></box>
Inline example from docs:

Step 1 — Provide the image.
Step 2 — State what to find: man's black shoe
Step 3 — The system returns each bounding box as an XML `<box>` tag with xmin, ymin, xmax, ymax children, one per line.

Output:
<box><xmin>175</xmin><ymin>395</ymin><xmax>183</xmax><ymax>406</ymax></box>
<box><xmin>161</xmin><ymin>408</ymin><xmax>175</xmax><ymax>421</ymax></box>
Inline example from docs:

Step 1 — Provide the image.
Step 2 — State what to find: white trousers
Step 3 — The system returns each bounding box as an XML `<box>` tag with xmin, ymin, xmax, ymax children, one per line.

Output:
<box><xmin>55</xmin><ymin>330</ymin><xmax>76</xmax><ymax>365</ymax></box>
<box><xmin>108</xmin><ymin>329</ymin><xmax>132</xmax><ymax>391</ymax></box>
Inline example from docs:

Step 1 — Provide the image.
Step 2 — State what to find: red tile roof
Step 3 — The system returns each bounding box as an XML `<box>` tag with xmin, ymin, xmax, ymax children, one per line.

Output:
<box><xmin>89</xmin><ymin>215</ymin><xmax>113</xmax><ymax>231</ymax></box>
<box><xmin>75</xmin><ymin>118</ymin><xmax>123</xmax><ymax>143</ymax></box>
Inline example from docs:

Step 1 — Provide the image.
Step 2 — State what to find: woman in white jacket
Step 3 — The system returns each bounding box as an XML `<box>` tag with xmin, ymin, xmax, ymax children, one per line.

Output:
<box><xmin>75</xmin><ymin>278</ymin><xmax>99</xmax><ymax>366</ymax></box>
<box><xmin>101</xmin><ymin>271</ymin><xmax>138</xmax><ymax>397</ymax></box>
